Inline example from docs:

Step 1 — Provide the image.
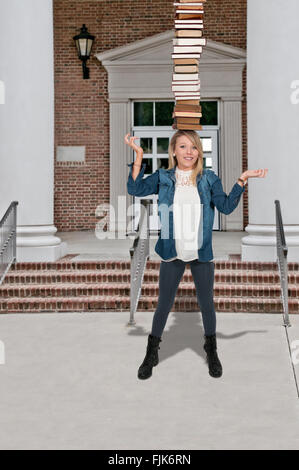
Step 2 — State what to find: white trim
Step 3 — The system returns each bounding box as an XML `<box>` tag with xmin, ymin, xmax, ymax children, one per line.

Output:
<box><xmin>95</xmin><ymin>31</ymin><xmax>246</xmax><ymax>233</ymax></box>
<box><xmin>96</xmin><ymin>30</ymin><xmax>246</xmax><ymax>64</ymax></box>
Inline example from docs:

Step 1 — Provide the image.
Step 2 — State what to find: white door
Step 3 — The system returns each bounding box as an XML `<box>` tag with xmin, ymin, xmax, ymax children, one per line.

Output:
<box><xmin>131</xmin><ymin>129</ymin><xmax>220</xmax><ymax>231</ymax></box>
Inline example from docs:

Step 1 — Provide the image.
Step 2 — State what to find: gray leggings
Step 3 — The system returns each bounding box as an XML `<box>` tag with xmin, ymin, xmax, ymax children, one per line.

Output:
<box><xmin>151</xmin><ymin>259</ymin><xmax>216</xmax><ymax>338</ymax></box>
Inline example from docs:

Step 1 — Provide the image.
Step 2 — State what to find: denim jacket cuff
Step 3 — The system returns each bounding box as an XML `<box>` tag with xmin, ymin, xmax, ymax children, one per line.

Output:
<box><xmin>232</xmin><ymin>181</ymin><xmax>246</xmax><ymax>195</ymax></box>
<box><xmin>127</xmin><ymin>162</ymin><xmax>147</xmax><ymax>187</ymax></box>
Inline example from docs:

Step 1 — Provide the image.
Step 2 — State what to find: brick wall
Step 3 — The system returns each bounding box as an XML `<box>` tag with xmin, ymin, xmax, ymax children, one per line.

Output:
<box><xmin>53</xmin><ymin>0</ymin><xmax>247</xmax><ymax>231</ymax></box>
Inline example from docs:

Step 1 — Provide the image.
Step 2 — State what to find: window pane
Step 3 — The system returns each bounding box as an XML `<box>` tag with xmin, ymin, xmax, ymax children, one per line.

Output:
<box><xmin>201</xmin><ymin>137</ymin><xmax>212</xmax><ymax>152</ymax></box>
<box><xmin>205</xmin><ymin>157</ymin><xmax>212</xmax><ymax>168</ymax></box>
<box><xmin>155</xmin><ymin>102</ymin><xmax>174</xmax><ymax>126</ymax></box>
<box><xmin>134</xmin><ymin>102</ymin><xmax>153</xmax><ymax>126</ymax></box>
<box><xmin>157</xmin><ymin>158</ymin><xmax>169</xmax><ymax>170</ymax></box>
<box><xmin>157</xmin><ymin>138</ymin><xmax>169</xmax><ymax>154</ymax></box>
<box><xmin>140</xmin><ymin>138</ymin><xmax>152</xmax><ymax>154</ymax></box>
<box><xmin>200</xmin><ymin>101</ymin><xmax>218</xmax><ymax>126</ymax></box>
<box><xmin>141</xmin><ymin>158</ymin><xmax>153</xmax><ymax>173</ymax></box>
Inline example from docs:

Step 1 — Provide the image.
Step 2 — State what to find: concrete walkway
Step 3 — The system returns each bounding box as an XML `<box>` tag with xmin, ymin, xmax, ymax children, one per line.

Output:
<box><xmin>0</xmin><ymin>311</ymin><xmax>298</xmax><ymax>450</ymax></box>
<box><xmin>56</xmin><ymin>230</ymin><xmax>244</xmax><ymax>261</ymax></box>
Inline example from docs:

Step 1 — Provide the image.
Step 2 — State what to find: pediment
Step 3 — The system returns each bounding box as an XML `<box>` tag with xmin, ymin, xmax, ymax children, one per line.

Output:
<box><xmin>96</xmin><ymin>30</ymin><xmax>246</xmax><ymax>66</ymax></box>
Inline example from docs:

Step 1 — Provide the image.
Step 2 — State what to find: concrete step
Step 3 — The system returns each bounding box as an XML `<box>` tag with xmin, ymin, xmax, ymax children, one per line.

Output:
<box><xmin>3</xmin><ymin>268</ymin><xmax>299</xmax><ymax>285</ymax></box>
<box><xmin>1</xmin><ymin>295</ymin><xmax>298</xmax><ymax>313</ymax></box>
<box><xmin>1</xmin><ymin>259</ymin><xmax>298</xmax><ymax>314</ymax></box>
<box><xmin>9</xmin><ymin>259</ymin><xmax>299</xmax><ymax>272</ymax></box>
<box><xmin>0</xmin><ymin>281</ymin><xmax>298</xmax><ymax>299</ymax></box>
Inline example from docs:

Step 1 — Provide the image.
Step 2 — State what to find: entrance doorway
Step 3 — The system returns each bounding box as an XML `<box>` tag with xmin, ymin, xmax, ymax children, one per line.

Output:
<box><xmin>130</xmin><ymin>101</ymin><xmax>220</xmax><ymax>232</ymax></box>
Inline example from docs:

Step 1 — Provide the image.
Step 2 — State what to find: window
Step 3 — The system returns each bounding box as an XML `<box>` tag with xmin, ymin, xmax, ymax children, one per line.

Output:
<box><xmin>134</xmin><ymin>102</ymin><xmax>153</xmax><ymax>126</ymax></box>
<box><xmin>134</xmin><ymin>101</ymin><xmax>174</xmax><ymax>127</ymax></box>
<box><xmin>134</xmin><ymin>100</ymin><xmax>218</xmax><ymax>127</ymax></box>
<box><xmin>200</xmin><ymin>101</ymin><xmax>218</xmax><ymax>126</ymax></box>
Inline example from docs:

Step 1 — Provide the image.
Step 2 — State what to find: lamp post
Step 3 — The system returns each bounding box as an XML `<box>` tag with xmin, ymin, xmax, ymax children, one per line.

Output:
<box><xmin>73</xmin><ymin>24</ymin><xmax>95</xmax><ymax>79</ymax></box>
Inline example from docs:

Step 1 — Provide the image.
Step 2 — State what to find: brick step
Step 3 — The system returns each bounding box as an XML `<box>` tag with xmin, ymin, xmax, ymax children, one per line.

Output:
<box><xmin>9</xmin><ymin>260</ymin><xmax>299</xmax><ymax>272</ymax></box>
<box><xmin>3</xmin><ymin>269</ymin><xmax>299</xmax><ymax>285</ymax></box>
<box><xmin>1</xmin><ymin>295</ymin><xmax>298</xmax><ymax>313</ymax></box>
<box><xmin>0</xmin><ymin>281</ymin><xmax>297</xmax><ymax>299</ymax></box>
<box><xmin>2</xmin><ymin>259</ymin><xmax>298</xmax><ymax>314</ymax></box>
<box><xmin>3</xmin><ymin>270</ymin><xmax>132</xmax><ymax>284</ymax></box>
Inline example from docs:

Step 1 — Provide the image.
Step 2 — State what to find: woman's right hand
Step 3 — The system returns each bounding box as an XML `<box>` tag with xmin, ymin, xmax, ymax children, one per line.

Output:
<box><xmin>124</xmin><ymin>133</ymin><xmax>143</xmax><ymax>155</ymax></box>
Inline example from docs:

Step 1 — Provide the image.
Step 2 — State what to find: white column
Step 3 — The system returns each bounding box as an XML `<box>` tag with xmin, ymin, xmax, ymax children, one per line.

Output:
<box><xmin>0</xmin><ymin>0</ymin><xmax>67</xmax><ymax>262</ymax></box>
<box><xmin>221</xmin><ymin>99</ymin><xmax>243</xmax><ymax>230</ymax></box>
<box><xmin>242</xmin><ymin>0</ymin><xmax>299</xmax><ymax>261</ymax></box>
<box><xmin>108</xmin><ymin>99</ymin><xmax>131</xmax><ymax>236</ymax></box>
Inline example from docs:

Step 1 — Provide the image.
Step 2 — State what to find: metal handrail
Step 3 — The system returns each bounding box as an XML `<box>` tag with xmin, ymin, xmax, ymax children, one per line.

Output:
<box><xmin>275</xmin><ymin>200</ymin><xmax>291</xmax><ymax>327</ymax></box>
<box><xmin>0</xmin><ymin>201</ymin><xmax>18</xmax><ymax>286</ymax></box>
<box><xmin>127</xmin><ymin>199</ymin><xmax>151</xmax><ymax>326</ymax></box>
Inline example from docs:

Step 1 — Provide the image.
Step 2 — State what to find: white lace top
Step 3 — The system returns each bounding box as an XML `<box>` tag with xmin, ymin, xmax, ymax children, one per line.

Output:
<box><xmin>158</xmin><ymin>167</ymin><xmax>207</xmax><ymax>263</ymax></box>
<box><xmin>175</xmin><ymin>166</ymin><xmax>196</xmax><ymax>187</ymax></box>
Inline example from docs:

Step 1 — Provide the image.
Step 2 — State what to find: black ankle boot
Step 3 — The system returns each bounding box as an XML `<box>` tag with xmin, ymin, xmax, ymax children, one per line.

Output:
<box><xmin>203</xmin><ymin>334</ymin><xmax>223</xmax><ymax>378</ymax></box>
<box><xmin>138</xmin><ymin>334</ymin><xmax>162</xmax><ymax>380</ymax></box>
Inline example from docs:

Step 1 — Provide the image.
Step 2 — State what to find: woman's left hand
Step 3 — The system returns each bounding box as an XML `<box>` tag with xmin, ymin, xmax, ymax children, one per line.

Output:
<box><xmin>243</xmin><ymin>168</ymin><xmax>268</xmax><ymax>180</ymax></box>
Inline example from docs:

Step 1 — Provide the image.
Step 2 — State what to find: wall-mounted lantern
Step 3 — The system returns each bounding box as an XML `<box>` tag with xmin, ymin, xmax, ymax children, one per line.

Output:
<box><xmin>73</xmin><ymin>24</ymin><xmax>95</xmax><ymax>79</ymax></box>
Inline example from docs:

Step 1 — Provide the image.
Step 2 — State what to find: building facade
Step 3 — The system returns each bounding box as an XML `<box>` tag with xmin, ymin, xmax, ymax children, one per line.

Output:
<box><xmin>1</xmin><ymin>0</ymin><xmax>299</xmax><ymax>261</ymax></box>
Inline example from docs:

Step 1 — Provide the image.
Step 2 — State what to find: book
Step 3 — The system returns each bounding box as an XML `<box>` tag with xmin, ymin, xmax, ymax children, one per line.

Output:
<box><xmin>173</xmin><ymin>46</ymin><xmax>203</xmax><ymax>54</ymax></box>
<box><xmin>174</xmin><ymin>112</ymin><xmax>202</xmax><ymax>118</ymax></box>
<box><xmin>174</xmin><ymin>95</ymin><xmax>201</xmax><ymax>100</ymax></box>
<box><xmin>172</xmin><ymin>85</ymin><xmax>200</xmax><ymax>92</ymax></box>
<box><xmin>175</xmin><ymin>98</ymin><xmax>201</xmax><ymax>102</ymax></box>
<box><xmin>173</xmin><ymin>38</ymin><xmax>206</xmax><ymax>45</ymax></box>
<box><xmin>173</xmin><ymin>112</ymin><xmax>201</xmax><ymax>119</ymax></box>
<box><xmin>173</xmin><ymin>73</ymin><xmax>199</xmax><ymax>80</ymax></box>
<box><xmin>176</xmin><ymin>14</ymin><xmax>204</xmax><ymax>20</ymax></box>
<box><xmin>174</xmin><ymin>91</ymin><xmax>201</xmax><ymax>95</ymax></box>
<box><xmin>172</xmin><ymin>54</ymin><xmax>201</xmax><ymax>59</ymax></box>
<box><xmin>176</xmin><ymin>100</ymin><xmax>200</xmax><ymax>105</ymax></box>
<box><xmin>173</xmin><ymin>58</ymin><xmax>199</xmax><ymax>65</ymax></box>
<box><xmin>175</xmin><ymin>94</ymin><xmax>200</xmax><ymax>99</ymax></box>
<box><xmin>172</xmin><ymin>116</ymin><xmax>203</xmax><ymax>130</ymax></box>
<box><xmin>174</xmin><ymin>93</ymin><xmax>201</xmax><ymax>98</ymax></box>
<box><xmin>173</xmin><ymin>76</ymin><xmax>200</xmax><ymax>81</ymax></box>
<box><xmin>174</xmin><ymin>1</ymin><xmax>206</xmax><ymax>5</ymax></box>
<box><xmin>176</xmin><ymin>117</ymin><xmax>201</xmax><ymax>124</ymax></box>
<box><xmin>173</xmin><ymin>82</ymin><xmax>200</xmax><ymax>87</ymax></box>
<box><xmin>174</xmin><ymin>65</ymin><xmax>199</xmax><ymax>73</ymax></box>
<box><xmin>174</xmin><ymin>24</ymin><xmax>204</xmax><ymax>29</ymax></box>
<box><xmin>176</xmin><ymin>8</ymin><xmax>204</xmax><ymax>12</ymax></box>
<box><xmin>175</xmin><ymin>123</ymin><xmax>202</xmax><ymax>130</ymax></box>
<box><xmin>175</xmin><ymin>9</ymin><xmax>203</xmax><ymax>12</ymax></box>
<box><xmin>174</xmin><ymin>112</ymin><xmax>201</xmax><ymax>118</ymax></box>
<box><xmin>175</xmin><ymin>19</ymin><xmax>203</xmax><ymax>23</ymax></box>
<box><xmin>175</xmin><ymin>108</ymin><xmax>202</xmax><ymax>115</ymax></box>
<box><xmin>173</xmin><ymin>116</ymin><xmax>202</xmax><ymax>121</ymax></box>
<box><xmin>176</xmin><ymin>7</ymin><xmax>204</xmax><ymax>11</ymax></box>
<box><xmin>175</xmin><ymin>30</ymin><xmax>203</xmax><ymax>37</ymax></box>
<box><xmin>176</xmin><ymin>3</ymin><xmax>204</xmax><ymax>8</ymax></box>
<box><xmin>172</xmin><ymin>0</ymin><xmax>207</xmax><ymax>131</ymax></box>
<box><xmin>175</xmin><ymin>103</ymin><xmax>202</xmax><ymax>110</ymax></box>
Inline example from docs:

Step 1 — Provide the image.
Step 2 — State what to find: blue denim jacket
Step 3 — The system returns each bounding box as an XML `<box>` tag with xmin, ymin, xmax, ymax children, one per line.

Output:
<box><xmin>127</xmin><ymin>162</ymin><xmax>245</xmax><ymax>262</ymax></box>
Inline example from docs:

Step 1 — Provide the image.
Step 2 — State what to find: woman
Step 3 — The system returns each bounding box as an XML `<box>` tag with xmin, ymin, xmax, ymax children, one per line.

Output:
<box><xmin>125</xmin><ymin>130</ymin><xmax>268</xmax><ymax>380</ymax></box>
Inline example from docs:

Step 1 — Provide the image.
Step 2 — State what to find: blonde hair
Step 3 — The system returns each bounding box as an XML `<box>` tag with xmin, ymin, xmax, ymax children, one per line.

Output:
<box><xmin>167</xmin><ymin>130</ymin><xmax>204</xmax><ymax>186</ymax></box>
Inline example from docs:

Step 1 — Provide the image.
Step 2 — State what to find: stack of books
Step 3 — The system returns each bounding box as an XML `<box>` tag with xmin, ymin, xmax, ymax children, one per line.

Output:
<box><xmin>171</xmin><ymin>0</ymin><xmax>207</xmax><ymax>130</ymax></box>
